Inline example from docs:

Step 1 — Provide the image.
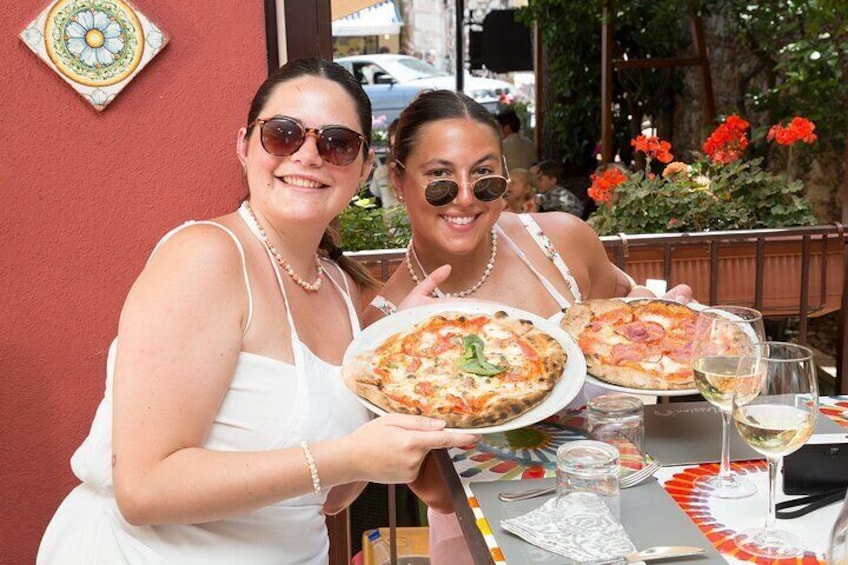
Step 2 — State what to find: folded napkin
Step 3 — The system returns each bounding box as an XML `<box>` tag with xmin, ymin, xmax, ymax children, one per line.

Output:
<box><xmin>501</xmin><ymin>492</ymin><xmax>637</xmax><ymax>563</ymax></box>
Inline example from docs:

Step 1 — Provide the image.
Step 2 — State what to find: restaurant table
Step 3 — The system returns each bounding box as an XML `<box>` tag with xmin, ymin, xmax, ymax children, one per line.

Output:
<box><xmin>431</xmin><ymin>396</ymin><xmax>848</xmax><ymax>565</ymax></box>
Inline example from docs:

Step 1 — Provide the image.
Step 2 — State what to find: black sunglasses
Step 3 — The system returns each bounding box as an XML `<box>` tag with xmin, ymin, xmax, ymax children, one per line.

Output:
<box><xmin>394</xmin><ymin>157</ymin><xmax>510</xmax><ymax>207</ymax></box>
<box><xmin>247</xmin><ymin>116</ymin><xmax>367</xmax><ymax>166</ymax></box>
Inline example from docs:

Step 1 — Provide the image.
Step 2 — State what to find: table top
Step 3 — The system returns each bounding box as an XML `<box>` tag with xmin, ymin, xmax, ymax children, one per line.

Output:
<box><xmin>433</xmin><ymin>396</ymin><xmax>848</xmax><ymax>565</ymax></box>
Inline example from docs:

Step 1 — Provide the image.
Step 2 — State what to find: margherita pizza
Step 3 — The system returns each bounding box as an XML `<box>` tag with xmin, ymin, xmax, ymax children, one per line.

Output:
<box><xmin>343</xmin><ymin>311</ymin><xmax>568</xmax><ymax>428</ymax></box>
<box><xmin>560</xmin><ymin>298</ymin><xmax>698</xmax><ymax>390</ymax></box>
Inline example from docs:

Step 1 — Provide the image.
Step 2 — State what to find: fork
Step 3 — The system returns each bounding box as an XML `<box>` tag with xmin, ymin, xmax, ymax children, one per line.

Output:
<box><xmin>497</xmin><ymin>458</ymin><xmax>661</xmax><ymax>503</ymax></box>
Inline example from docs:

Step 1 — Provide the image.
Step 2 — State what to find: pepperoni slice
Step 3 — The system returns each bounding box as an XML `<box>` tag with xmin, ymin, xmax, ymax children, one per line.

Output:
<box><xmin>664</xmin><ymin>340</ymin><xmax>693</xmax><ymax>363</ymax></box>
<box><xmin>615</xmin><ymin>321</ymin><xmax>666</xmax><ymax>343</ymax></box>
<box><xmin>611</xmin><ymin>342</ymin><xmax>652</xmax><ymax>363</ymax></box>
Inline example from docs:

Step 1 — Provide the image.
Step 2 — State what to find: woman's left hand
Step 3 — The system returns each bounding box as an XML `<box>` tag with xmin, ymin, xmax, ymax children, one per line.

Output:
<box><xmin>663</xmin><ymin>283</ymin><xmax>693</xmax><ymax>304</ymax></box>
<box><xmin>625</xmin><ymin>282</ymin><xmax>694</xmax><ymax>304</ymax></box>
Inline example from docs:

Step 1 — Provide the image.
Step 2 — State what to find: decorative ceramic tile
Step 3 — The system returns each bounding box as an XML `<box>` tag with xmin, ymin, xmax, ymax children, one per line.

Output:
<box><xmin>20</xmin><ymin>0</ymin><xmax>168</xmax><ymax>111</ymax></box>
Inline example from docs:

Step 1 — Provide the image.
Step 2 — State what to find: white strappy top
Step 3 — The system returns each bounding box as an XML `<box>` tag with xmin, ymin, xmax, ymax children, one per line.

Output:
<box><xmin>370</xmin><ymin>214</ymin><xmax>582</xmax><ymax>317</ymax></box>
<box><xmin>38</xmin><ymin>208</ymin><xmax>370</xmax><ymax>565</ymax></box>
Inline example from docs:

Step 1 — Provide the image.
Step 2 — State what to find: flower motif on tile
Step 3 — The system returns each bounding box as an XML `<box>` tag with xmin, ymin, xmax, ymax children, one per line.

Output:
<box><xmin>21</xmin><ymin>0</ymin><xmax>168</xmax><ymax>111</ymax></box>
<box><xmin>51</xmin><ymin>6</ymin><xmax>136</xmax><ymax>84</ymax></box>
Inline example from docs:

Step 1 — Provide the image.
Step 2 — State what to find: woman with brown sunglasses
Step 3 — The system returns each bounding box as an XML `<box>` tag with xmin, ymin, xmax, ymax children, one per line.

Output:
<box><xmin>363</xmin><ymin>90</ymin><xmax>692</xmax><ymax>564</ymax></box>
<box><xmin>37</xmin><ymin>60</ymin><xmax>476</xmax><ymax>565</ymax></box>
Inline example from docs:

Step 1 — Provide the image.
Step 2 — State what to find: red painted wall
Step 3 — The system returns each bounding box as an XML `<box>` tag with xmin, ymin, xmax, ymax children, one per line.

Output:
<box><xmin>1</xmin><ymin>3</ymin><xmax>268</xmax><ymax>562</ymax></box>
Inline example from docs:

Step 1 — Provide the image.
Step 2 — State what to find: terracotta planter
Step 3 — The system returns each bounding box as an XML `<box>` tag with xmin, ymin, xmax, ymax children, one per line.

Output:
<box><xmin>608</xmin><ymin>233</ymin><xmax>845</xmax><ymax>318</ymax></box>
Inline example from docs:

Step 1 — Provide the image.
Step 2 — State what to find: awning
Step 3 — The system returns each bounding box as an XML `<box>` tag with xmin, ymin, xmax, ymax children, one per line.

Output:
<box><xmin>332</xmin><ymin>0</ymin><xmax>402</xmax><ymax>37</ymax></box>
<box><xmin>332</xmin><ymin>0</ymin><xmax>384</xmax><ymax>20</ymax></box>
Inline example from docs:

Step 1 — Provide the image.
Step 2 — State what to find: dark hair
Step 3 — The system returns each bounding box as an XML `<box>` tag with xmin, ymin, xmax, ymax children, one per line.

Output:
<box><xmin>537</xmin><ymin>159</ymin><xmax>563</xmax><ymax>182</ymax></box>
<box><xmin>387</xmin><ymin>118</ymin><xmax>400</xmax><ymax>145</ymax></box>
<box><xmin>392</xmin><ymin>90</ymin><xmax>501</xmax><ymax>166</ymax></box>
<box><xmin>495</xmin><ymin>109</ymin><xmax>521</xmax><ymax>133</ymax></box>
<box><xmin>245</xmin><ymin>57</ymin><xmax>377</xmax><ymax>290</ymax></box>
<box><xmin>246</xmin><ymin>58</ymin><xmax>372</xmax><ymax>152</ymax></box>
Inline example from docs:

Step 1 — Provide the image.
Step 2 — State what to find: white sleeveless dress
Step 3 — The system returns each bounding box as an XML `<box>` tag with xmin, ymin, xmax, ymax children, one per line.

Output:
<box><xmin>37</xmin><ymin>208</ymin><xmax>370</xmax><ymax>564</ymax></box>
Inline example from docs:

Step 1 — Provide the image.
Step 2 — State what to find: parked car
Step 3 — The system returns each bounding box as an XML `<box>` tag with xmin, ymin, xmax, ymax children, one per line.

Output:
<box><xmin>335</xmin><ymin>54</ymin><xmax>513</xmax><ymax>127</ymax></box>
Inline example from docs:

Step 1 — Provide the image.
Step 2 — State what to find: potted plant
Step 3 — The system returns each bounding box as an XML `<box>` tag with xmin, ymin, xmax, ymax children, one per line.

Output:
<box><xmin>587</xmin><ymin>116</ymin><xmax>843</xmax><ymax>317</ymax></box>
<box><xmin>338</xmin><ymin>192</ymin><xmax>411</xmax><ymax>292</ymax></box>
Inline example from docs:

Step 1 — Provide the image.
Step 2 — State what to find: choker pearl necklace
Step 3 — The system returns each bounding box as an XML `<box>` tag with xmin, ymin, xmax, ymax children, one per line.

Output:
<box><xmin>242</xmin><ymin>202</ymin><xmax>324</xmax><ymax>292</ymax></box>
<box><xmin>405</xmin><ymin>228</ymin><xmax>498</xmax><ymax>298</ymax></box>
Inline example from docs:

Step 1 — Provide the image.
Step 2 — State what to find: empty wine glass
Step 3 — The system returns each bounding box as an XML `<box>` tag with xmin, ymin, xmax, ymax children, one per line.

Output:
<box><xmin>732</xmin><ymin>342</ymin><xmax>818</xmax><ymax>558</ymax></box>
<box><xmin>691</xmin><ymin>305</ymin><xmax>765</xmax><ymax>498</ymax></box>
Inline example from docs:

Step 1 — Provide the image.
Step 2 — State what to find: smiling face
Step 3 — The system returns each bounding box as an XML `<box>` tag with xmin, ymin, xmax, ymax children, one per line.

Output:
<box><xmin>237</xmin><ymin>75</ymin><xmax>372</xmax><ymax>230</ymax></box>
<box><xmin>392</xmin><ymin>117</ymin><xmax>504</xmax><ymax>258</ymax></box>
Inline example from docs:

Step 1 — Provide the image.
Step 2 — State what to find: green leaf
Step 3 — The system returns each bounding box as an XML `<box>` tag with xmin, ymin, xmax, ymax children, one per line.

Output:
<box><xmin>458</xmin><ymin>335</ymin><xmax>506</xmax><ymax>377</ymax></box>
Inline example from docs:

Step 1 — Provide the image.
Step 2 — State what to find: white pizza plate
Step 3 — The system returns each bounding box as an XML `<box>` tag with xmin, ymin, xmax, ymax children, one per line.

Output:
<box><xmin>573</xmin><ymin>297</ymin><xmax>707</xmax><ymax>397</ymax></box>
<box><xmin>343</xmin><ymin>301</ymin><xmax>587</xmax><ymax>434</ymax></box>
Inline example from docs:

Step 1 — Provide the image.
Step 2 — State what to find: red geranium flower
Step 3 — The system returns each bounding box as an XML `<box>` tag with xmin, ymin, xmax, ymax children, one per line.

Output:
<box><xmin>768</xmin><ymin>117</ymin><xmax>817</xmax><ymax>146</ymax></box>
<box><xmin>589</xmin><ymin>167</ymin><xmax>627</xmax><ymax>204</ymax></box>
<box><xmin>703</xmin><ymin>114</ymin><xmax>749</xmax><ymax>164</ymax></box>
<box><xmin>631</xmin><ymin>135</ymin><xmax>673</xmax><ymax>163</ymax></box>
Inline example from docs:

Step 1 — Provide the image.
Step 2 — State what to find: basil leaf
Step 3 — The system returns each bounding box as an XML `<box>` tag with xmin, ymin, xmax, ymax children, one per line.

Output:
<box><xmin>458</xmin><ymin>334</ymin><xmax>506</xmax><ymax>376</ymax></box>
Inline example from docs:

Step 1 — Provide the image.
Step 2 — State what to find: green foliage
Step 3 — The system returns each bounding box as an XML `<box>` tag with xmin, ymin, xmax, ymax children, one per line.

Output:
<box><xmin>339</xmin><ymin>192</ymin><xmax>412</xmax><ymax>251</ymax></box>
<box><xmin>718</xmin><ymin>0</ymin><xmax>848</xmax><ymax>156</ymax></box>
<box><xmin>589</xmin><ymin>157</ymin><xmax>817</xmax><ymax>235</ymax></box>
<box><xmin>518</xmin><ymin>1</ymin><xmax>846</xmax><ymax>168</ymax></box>
<box><xmin>517</xmin><ymin>1</ymin><xmax>695</xmax><ymax>167</ymax></box>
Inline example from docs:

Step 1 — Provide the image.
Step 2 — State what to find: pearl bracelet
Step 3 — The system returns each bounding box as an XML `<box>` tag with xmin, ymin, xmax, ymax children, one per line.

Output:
<box><xmin>300</xmin><ymin>441</ymin><xmax>322</xmax><ymax>495</ymax></box>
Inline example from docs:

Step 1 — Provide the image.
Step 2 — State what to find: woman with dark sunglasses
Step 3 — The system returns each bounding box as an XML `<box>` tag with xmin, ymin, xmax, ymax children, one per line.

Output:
<box><xmin>37</xmin><ymin>60</ymin><xmax>476</xmax><ymax>565</ymax></box>
<box><xmin>364</xmin><ymin>90</ymin><xmax>692</xmax><ymax>565</ymax></box>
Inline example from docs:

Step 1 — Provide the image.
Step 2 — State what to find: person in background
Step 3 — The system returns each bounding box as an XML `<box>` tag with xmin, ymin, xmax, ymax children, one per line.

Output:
<box><xmin>369</xmin><ymin>118</ymin><xmax>400</xmax><ymax>207</ymax></box>
<box><xmin>363</xmin><ymin>89</ymin><xmax>692</xmax><ymax>565</ymax></box>
<box><xmin>534</xmin><ymin>158</ymin><xmax>585</xmax><ymax>217</ymax></box>
<box><xmin>495</xmin><ymin>108</ymin><xmax>537</xmax><ymax>170</ymax></box>
<box><xmin>36</xmin><ymin>59</ymin><xmax>474</xmax><ymax>565</ymax></box>
<box><xmin>504</xmin><ymin>168</ymin><xmax>536</xmax><ymax>213</ymax></box>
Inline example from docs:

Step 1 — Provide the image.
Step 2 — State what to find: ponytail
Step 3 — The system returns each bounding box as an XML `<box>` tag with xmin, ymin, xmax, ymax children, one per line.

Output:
<box><xmin>319</xmin><ymin>228</ymin><xmax>379</xmax><ymax>290</ymax></box>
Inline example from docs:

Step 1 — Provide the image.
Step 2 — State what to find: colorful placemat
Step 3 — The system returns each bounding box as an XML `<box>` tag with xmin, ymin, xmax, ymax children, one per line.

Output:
<box><xmin>449</xmin><ymin>396</ymin><xmax>848</xmax><ymax>565</ymax></box>
<box><xmin>451</xmin><ymin>409</ymin><xmax>645</xmax><ymax>483</ymax></box>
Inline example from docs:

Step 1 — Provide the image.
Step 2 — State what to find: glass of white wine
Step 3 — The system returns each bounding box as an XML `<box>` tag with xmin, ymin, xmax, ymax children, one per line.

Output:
<box><xmin>691</xmin><ymin>305</ymin><xmax>765</xmax><ymax>499</ymax></box>
<box><xmin>732</xmin><ymin>342</ymin><xmax>818</xmax><ymax>558</ymax></box>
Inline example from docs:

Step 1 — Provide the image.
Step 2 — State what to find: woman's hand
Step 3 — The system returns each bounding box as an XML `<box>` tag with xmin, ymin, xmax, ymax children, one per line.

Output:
<box><xmin>396</xmin><ymin>265</ymin><xmax>452</xmax><ymax>311</ymax></box>
<box><xmin>347</xmin><ymin>413</ymin><xmax>478</xmax><ymax>484</ymax></box>
<box><xmin>663</xmin><ymin>283</ymin><xmax>693</xmax><ymax>304</ymax></box>
<box><xmin>625</xmin><ymin>282</ymin><xmax>694</xmax><ymax>305</ymax></box>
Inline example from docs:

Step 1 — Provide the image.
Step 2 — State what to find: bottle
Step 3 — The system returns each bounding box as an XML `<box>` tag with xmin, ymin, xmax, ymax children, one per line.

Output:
<box><xmin>367</xmin><ymin>529</ymin><xmax>391</xmax><ymax>565</ymax></box>
<box><xmin>828</xmin><ymin>490</ymin><xmax>848</xmax><ymax>564</ymax></box>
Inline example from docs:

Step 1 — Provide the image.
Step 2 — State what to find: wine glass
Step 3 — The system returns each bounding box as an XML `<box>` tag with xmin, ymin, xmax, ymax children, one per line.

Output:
<box><xmin>691</xmin><ymin>305</ymin><xmax>765</xmax><ymax>498</ymax></box>
<box><xmin>732</xmin><ymin>342</ymin><xmax>818</xmax><ymax>558</ymax></box>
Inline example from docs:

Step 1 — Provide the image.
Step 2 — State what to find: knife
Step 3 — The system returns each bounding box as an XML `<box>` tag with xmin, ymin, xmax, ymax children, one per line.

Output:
<box><xmin>586</xmin><ymin>546</ymin><xmax>707</xmax><ymax>565</ymax></box>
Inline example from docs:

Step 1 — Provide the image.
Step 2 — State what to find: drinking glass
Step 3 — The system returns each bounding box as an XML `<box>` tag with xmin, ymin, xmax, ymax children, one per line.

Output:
<box><xmin>732</xmin><ymin>342</ymin><xmax>818</xmax><ymax>558</ymax></box>
<box><xmin>586</xmin><ymin>394</ymin><xmax>645</xmax><ymax>467</ymax></box>
<box><xmin>691</xmin><ymin>305</ymin><xmax>765</xmax><ymax>498</ymax></box>
<box><xmin>556</xmin><ymin>440</ymin><xmax>621</xmax><ymax>520</ymax></box>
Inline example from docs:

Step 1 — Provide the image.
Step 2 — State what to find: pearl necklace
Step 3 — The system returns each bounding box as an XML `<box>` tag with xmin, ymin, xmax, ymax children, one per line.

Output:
<box><xmin>405</xmin><ymin>228</ymin><xmax>498</xmax><ymax>298</ymax></box>
<box><xmin>242</xmin><ymin>202</ymin><xmax>324</xmax><ymax>292</ymax></box>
